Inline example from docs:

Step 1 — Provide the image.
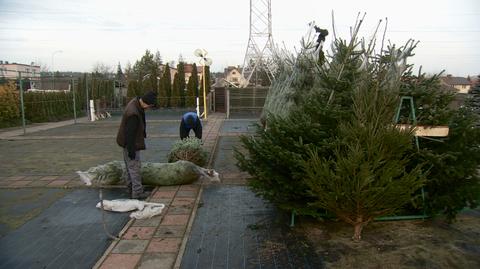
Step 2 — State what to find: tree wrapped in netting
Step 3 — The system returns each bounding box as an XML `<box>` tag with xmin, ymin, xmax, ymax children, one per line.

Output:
<box><xmin>77</xmin><ymin>160</ymin><xmax>219</xmax><ymax>186</ymax></box>
<box><xmin>167</xmin><ymin>137</ymin><xmax>208</xmax><ymax>167</ymax></box>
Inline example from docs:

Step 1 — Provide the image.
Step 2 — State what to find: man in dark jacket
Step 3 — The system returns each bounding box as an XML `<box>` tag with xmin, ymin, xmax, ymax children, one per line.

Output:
<box><xmin>116</xmin><ymin>91</ymin><xmax>157</xmax><ymax>199</ymax></box>
<box><xmin>180</xmin><ymin>112</ymin><xmax>202</xmax><ymax>140</ymax></box>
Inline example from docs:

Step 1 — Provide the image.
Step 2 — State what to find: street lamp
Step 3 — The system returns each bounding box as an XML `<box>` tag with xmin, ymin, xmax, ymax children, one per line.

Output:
<box><xmin>194</xmin><ymin>48</ymin><xmax>212</xmax><ymax>119</ymax></box>
<box><xmin>51</xmin><ymin>50</ymin><xmax>63</xmax><ymax>90</ymax></box>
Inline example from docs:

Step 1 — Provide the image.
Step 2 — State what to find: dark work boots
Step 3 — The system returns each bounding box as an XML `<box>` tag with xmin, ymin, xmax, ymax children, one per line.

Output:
<box><xmin>131</xmin><ymin>191</ymin><xmax>151</xmax><ymax>200</ymax></box>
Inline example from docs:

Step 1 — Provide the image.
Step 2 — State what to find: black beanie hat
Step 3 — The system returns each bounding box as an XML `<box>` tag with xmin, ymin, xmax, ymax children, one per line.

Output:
<box><xmin>141</xmin><ymin>91</ymin><xmax>157</xmax><ymax>106</ymax></box>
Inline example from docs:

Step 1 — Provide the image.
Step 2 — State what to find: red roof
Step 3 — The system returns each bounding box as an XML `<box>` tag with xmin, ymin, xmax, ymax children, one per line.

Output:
<box><xmin>184</xmin><ymin>64</ymin><xmax>203</xmax><ymax>74</ymax></box>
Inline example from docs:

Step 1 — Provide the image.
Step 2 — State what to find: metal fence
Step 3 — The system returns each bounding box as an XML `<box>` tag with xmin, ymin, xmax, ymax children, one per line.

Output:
<box><xmin>0</xmin><ymin>71</ymin><xmax>127</xmax><ymax>133</ymax></box>
<box><xmin>214</xmin><ymin>87</ymin><xmax>269</xmax><ymax>118</ymax></box>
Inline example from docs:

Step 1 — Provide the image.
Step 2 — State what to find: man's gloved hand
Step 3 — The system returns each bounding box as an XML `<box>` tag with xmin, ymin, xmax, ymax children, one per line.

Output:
<box><xmin>128</xmin><ymin>151</ymin><xmax>136</xmax><ymax>160</ymax></box>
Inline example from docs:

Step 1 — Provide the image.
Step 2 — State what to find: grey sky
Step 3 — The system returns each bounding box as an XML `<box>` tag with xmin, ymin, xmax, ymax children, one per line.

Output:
<box><xmin>0</xmin><ymin>0</ymin><xmax>478</xmax><ymax>75</ymax></box>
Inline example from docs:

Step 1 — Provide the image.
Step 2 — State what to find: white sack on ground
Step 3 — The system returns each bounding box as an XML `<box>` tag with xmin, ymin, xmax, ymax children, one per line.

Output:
<box><xmin>129</xmin><ymin>204</ymin><xmax>165</xmax><ymax>219</ymax></box>
<box><xmin>96</xmin><ymin>199</ymin><xmax>146</xmax><ymax>212</ymax></box>
<box><xmin>77</xmin><ymin>160</ymin><xmax>220</xmax><ymax>186</ymax></box>
<box><xmin>96</xmin><ymin>199</ymin><xmax>165</xmax><ymax>219</ymax></box>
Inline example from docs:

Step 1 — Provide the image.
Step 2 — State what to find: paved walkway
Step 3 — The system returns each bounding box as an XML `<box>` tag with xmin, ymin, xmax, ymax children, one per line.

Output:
<box><xmin>0</xmin><ymin>188</ymin><xmax>130</xmax><ymax>268</ymax></box>
<box><xmin>0</xmin><ymin>112</ymin><xmax>260</xmax><ymax>269</ymax></box>
<box><xmin>93</xmin><ymin>113</ymin><xmax>228</xmax><ymax>269</ymax></box>
<box><xmin>0</xmin><ymin>117</ymin><xmax>89</xmax><ymax>139</ymax></box>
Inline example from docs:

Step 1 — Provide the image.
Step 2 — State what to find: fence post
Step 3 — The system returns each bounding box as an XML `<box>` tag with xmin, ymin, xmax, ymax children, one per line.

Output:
<box><xmin>18</xmin><ymin>72</ymin><xmax>26</xmax><ymax>135</ymax></box>
<box><xmin>85</xmin><ymin>76</ymin><xmax>90</xmax><ymax>121</ymax></box>
<box><xmin>226</xmin><ymin>88</ymin><xmax>230</xmax><ymax>119</ymax></box>
<box><xmin>90</xmin><ymin>100</ymin><xmax>96</xmax><ymax>122</ymax></box>
<box><xmin>253</xmin><ymin>87</ymin><xmax>256</xmax><ymax>110</ymax></box>
<box><xmin>113</xmin><ymin>79</ymin><xmax>116</xmax><ymax>110</ymax></box>
<box><xmin>71</xmin><ymin>76</ymin><xmax>77</xmax><ymax>124</ymax></box>
<box><xmin>212</xmin><ymin>88</ymin><xmax>216</xmax><ymax>112</ymax></box>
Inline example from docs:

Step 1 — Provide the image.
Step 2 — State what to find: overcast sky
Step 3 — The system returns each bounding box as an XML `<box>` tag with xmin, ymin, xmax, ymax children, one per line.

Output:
<box><xmin>0</xmin><ymin>0</ymin><xmax>478</xmax><ymax>76</ymax></box>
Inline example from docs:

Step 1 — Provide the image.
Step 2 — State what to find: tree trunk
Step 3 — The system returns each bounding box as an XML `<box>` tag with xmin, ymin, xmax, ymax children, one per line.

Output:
<box><xmin>353</xmin><ymin>223</ymin><xmax>363</xmax><ymax>241</ymax></box>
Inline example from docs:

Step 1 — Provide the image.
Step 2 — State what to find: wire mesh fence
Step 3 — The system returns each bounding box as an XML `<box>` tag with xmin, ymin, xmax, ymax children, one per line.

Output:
<box><xmin>0</xmin><ymin>75</ymin><xmax>125</xmax><ymax>130</ymax></box>
<box><xmin>222</xmin><ymin>87</ymin><xmax>269</xmax><ymax>118</ymax></box>
<box><xmin>1</xmin><ymin>75</ymin><xmax>213</xmax><ymax>131</ymax></box>
<box><xmin>2</xmin><ymin>72</ymin><xmax>270</xmax><ymax>131</ymax></box>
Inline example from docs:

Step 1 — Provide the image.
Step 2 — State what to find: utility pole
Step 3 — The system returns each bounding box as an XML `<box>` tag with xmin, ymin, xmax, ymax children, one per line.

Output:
<box><xmin>71</xmin><ymin>76</ymin><xmax>77</xmax><ymax>124</ymax></box>
<box><xmin>18</xmin><ymin>72</ymin><xmax>26</xmax><ymax>135</ymax></box>
<box><xmin>51</xmin><ymin>50</ymin><xmax>62</xmax><ymax>90</ymax></box>
<box><xmin>194</xmin><ymin>49</ymin><xmax>212</xmax><ymax>119</ymax></box>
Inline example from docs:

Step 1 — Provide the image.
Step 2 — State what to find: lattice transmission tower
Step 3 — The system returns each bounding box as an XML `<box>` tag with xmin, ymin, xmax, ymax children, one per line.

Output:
<box><xmin>241</xmin><ymin>0</ymin><xmax>276</xmax><ymax>87</ymax></box>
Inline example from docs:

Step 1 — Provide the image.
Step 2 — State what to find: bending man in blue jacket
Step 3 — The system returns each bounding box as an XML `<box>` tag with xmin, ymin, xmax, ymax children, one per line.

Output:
<box><xmin>180</xmin><ymin>112</ymin><xmax>202</xmax><ymax>140</ymax></box>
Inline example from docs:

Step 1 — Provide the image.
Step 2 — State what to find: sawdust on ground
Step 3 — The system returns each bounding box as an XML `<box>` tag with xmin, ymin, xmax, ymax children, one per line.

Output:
<box><xmin>296</xmin><ymin>210</ymin><xmax>480</xmax><ymax>269</ymax></box>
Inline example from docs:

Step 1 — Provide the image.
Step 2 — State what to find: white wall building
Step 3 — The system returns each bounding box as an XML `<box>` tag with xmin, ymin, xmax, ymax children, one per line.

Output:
<box><xmin>441</xmin><ymin>76</ymin><xmax>472</xmax><ymax>94</ymax></box>
<box><xmin>0</xmin><ymin>61</ymin><xmax>41</xmax><ymax>80</ymax></box>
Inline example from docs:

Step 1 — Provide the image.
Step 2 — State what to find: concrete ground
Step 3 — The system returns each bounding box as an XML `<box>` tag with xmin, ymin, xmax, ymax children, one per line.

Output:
<box><xmin>0</xmin><ymin>110</ymin><xmax>202</xmax><ymax>268</ymax></box>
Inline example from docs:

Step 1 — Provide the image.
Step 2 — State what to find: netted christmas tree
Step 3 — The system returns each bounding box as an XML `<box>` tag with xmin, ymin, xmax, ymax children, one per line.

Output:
<box><xmin>167</xmin><ymin>137</ymin><xmax>208</xmax><ymax>167</ymax></box>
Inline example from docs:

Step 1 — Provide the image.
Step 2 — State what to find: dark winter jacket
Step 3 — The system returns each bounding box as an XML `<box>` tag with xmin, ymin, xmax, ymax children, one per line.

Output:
<box><xmin>116</xmin><ymin>97</ymin><xmax>147</xmax><ymax>155</ymax></box>
<box><xmin>180</xmin><ymin>112</ymin><xmax>202</xmax><ymax>139</ymax></box>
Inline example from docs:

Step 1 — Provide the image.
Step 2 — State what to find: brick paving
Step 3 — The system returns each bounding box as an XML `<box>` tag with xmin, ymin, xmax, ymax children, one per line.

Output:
<box><xmin>94</xmin><ymin>185</ymin><xmax>199</xmax><ymax>268</ymax></box>
<box><xmin>95</xmin><ymin>113</ymin><xmax>227</xmax><ymax>269</ymax></box>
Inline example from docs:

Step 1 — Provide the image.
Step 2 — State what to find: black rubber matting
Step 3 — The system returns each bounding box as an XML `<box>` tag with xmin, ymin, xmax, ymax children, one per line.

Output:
<box><xmin>180</xmin><ymin>185</ymin><xmax>323</xmax><ymax>269</ymax></box>
<box><xmin>0</xmin><ymin>188</ymin><xmax>130</xmax><ymax>269</ymax></box>
<box><xmin>213</xmin><ymin>136</ymin><xmax>242</xmax><ymax>174</ymax></box>
<box><xmin>0</xmin><ymin>188</ymin><xmax>69</xmax><ymax>238</ymax></box>
<box><xmin>221</xmin><ymin>120</ymin><xmax>258</xmax><ymax>134</ymax></box>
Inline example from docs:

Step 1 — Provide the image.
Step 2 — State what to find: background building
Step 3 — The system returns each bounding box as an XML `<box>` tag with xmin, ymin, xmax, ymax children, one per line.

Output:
<box><xmin>441</xmin><ymin>75</ymin><xmax>472</xmax><ymax>94</ymax></box>
<box><xmin>0</xmin><ymin>61</ymin><xmax>41</xmax><ymax>80</ymax></box>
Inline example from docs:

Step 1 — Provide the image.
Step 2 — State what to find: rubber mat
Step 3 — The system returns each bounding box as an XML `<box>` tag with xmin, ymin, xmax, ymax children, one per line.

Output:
<box><xmin>180</xmin><ymin>185</ymin><xmax>323</xmax><ymax>269</ymax></box>
<box><xmin>0</xmin><ymin>188</ymin><xmax>130</xmax><ymax>269</ymax></box>
<box><xmin>0</xmin><ymin>188</ymin><xmax>69</xmax><ymax>238</ymax></box>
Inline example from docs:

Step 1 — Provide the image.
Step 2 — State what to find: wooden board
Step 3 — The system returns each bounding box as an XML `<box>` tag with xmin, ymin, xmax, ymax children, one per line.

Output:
<box><xmin>396</xmin><ymin>124</ymin><xmax>449</xmax><ymax>137</ymax></box>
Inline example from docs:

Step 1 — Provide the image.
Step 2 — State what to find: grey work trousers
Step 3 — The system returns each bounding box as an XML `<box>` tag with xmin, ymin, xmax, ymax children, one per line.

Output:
<box><xmin>123</xmin><ymin>148</ymin><xmax>143</xmax><ymax>195</ymax></box>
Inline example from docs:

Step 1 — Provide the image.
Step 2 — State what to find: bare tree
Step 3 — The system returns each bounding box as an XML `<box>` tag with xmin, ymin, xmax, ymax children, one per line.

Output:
<box><xmin>92</xmin><ymin>62</ymin><xmax>113</xmax><ymax>78</ymax></box>
<box><xmin>124</xmin><ymin>61</ymin><xmax>133</xmax><ymax>80</ymax></box>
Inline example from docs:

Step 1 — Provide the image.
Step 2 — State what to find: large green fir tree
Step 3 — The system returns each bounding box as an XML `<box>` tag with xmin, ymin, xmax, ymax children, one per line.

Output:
<box><xmin>171</xmin><ymin>73</ymin><xmax>180</xmax><ymax>107</ymax></box>
<box><xmin>410</xmin><ymin>74</ymin><xmax>480</xmax><ymax>220</ymax></box>
<box><xmin>185</xmin><ymin>63</ymin><xmax>199</xmax><ymax>107</ymax></box>
<box><xmin>235</xmin><ymin>19</ymin><xmax>480</xmax><ymax>240</ymax></box>
<box><xmin>163</xmin><ymin>64</ymin><xmax>172</xmax><ymax>107</ymax></box>
<box><xmin>177</xmin><ymin>62</ymin><xmax>187</xmax><ymax>107</ymax></box>
<box><xmin>303</xmin><ymin>63</ymin><xmax>425</xmax><ymax>240</ymax></box>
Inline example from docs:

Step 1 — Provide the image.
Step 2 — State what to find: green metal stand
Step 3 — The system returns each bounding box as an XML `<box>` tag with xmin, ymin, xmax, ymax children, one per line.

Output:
<box><xmin>394</xmin><ymin>96</ymin><xmax>420</xmax><ymax>150</ymax></box>
<box><xmin>290</xmin><ymin>210</ymin><xmax>296</xmax><ymax>227</ymax></box>
<box><xmin>393</xmin><ymin>96</ymin><xmax>427</xmax><ymax>220</ymax></box>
